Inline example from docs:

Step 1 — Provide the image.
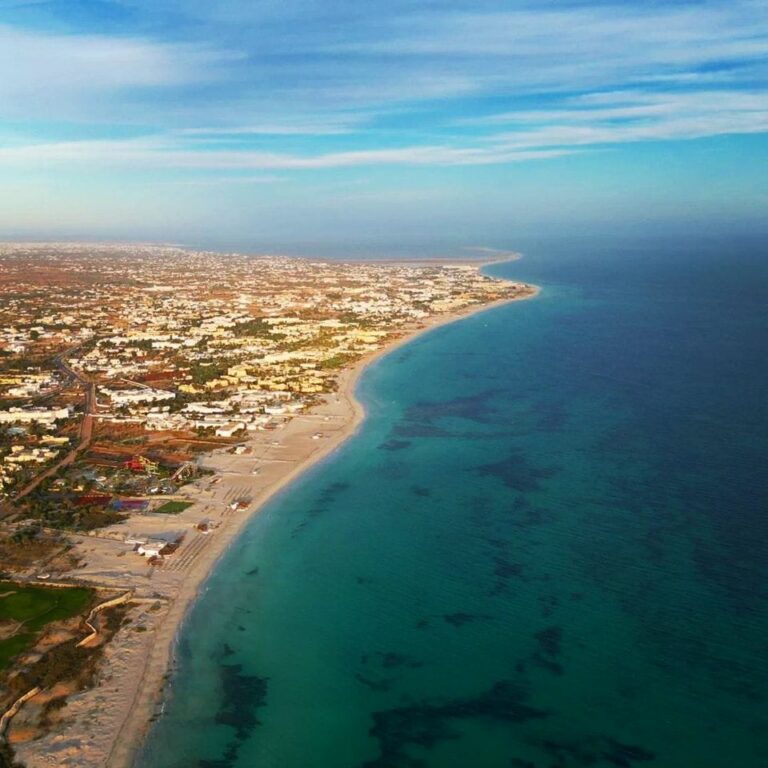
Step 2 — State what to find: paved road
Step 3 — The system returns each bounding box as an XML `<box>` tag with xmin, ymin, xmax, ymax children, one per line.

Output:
<box><xmin>11</xmin><ymin>347</ymin><xmax>96</xmax><ymax>504</ymax></box>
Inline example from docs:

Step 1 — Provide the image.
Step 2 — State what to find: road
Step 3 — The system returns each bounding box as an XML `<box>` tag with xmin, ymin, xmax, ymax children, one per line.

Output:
<box><xmin>10</xmin><ymin>346</ymin><xmax>96</xmax><ymax>504</ymax></box>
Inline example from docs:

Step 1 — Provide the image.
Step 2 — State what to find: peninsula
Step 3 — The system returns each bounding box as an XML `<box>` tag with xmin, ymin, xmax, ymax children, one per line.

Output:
<box><xmin>0</xmin><ymin>243</ymin><xmax>536</xmax><ymax>768</ymax></box>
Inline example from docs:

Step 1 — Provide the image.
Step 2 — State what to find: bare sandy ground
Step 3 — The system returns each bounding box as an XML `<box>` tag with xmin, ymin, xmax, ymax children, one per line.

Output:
<box><xmin>14</xmin><ymin>282</ymin><xmax>538</xmax><ymax>768</ymax></box>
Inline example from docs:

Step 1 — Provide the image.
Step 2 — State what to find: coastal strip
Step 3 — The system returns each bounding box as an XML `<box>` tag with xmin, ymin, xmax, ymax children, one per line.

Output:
<box><xmin>14</xmin><ymin>265</ymin><xmax>539</xmax><ymax>768</ymax></box>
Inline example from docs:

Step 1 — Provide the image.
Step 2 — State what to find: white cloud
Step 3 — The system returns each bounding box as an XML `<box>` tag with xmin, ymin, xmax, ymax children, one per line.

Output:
<box><xmin>463</xmin><ymin>91</ymin><xmax>768</xmax><ymax>127</ymax></box>
<box><xmin>0</xmin><ymin>136</ymin><xmax>573</xmax><ymax>170</ymax></box>
<box><xmin>473</xmin><ymin>90</ymin><xmax>768</xmax><ymax>151</ymax></box>
<box><xmin>177</xmin><ymin>113</ymin><xmax>371</xmax><ymax>137</ymax></box>
<box><xmin>341</xmin><ymin>3</ymin><xmax>768</xmax><ymax>67</ymax></box>
<box><xmin>159</xmin><ymin>175</ymin><xmax>285</xmax><ymax>185</ymax></box>
<box><xmin>1</xmin><ymin>81</ymin><xmax>766</xmax><ymax>174</ymax></box>
<box><xmin>0</xmin><ymin>1</ymin><xmax>766</xmax><ymax>169</ymax></box>
<box><xmin>4</xmin><ymin>2</ymin><xmax>766</xmax><ymax>125</ymax></box>
<box><xmin>0</xmin><ymin>24</ymin><xmax>230</xmax><ymax>119</ymax></box>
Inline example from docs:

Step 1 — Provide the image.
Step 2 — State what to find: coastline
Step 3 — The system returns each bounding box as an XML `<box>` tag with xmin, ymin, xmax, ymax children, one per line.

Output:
<box><xmin>15</xmin><ymin>272</ymin><xmax>539</xmax><ymax>768</ymax></box>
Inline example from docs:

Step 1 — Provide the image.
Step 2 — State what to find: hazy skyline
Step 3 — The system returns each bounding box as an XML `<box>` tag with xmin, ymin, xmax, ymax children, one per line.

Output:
<box><xmin>1</xmin><ymin>0</ymin><xmax>767</xmax><ymax>251</ymax></box>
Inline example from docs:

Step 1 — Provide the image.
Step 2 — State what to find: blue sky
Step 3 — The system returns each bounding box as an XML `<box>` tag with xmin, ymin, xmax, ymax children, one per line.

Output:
<box><xmin>1</xmin><ymin>0</ymin><xmax>767</xmax><ymax>252</ymax></box>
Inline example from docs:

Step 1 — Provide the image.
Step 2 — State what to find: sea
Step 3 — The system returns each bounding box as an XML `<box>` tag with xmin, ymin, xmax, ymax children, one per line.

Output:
<box><xmin>140</xmin><ymin>235</ymin><xmax>768</xmax><ymax>768</ymax></box>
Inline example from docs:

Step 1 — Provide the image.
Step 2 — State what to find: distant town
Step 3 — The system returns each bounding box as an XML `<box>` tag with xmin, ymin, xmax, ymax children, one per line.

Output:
<box><xmin>0</xmin><ymin>243</ymin><xmax>533</xmax><ymax>767</ymax></box>
<box><xmin>0</xmin><ymin>244</ymin><xmax>526</xmax><ymax>509</ymax></box>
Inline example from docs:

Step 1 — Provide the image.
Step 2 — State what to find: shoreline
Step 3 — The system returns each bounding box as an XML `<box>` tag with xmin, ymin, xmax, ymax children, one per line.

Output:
<box><xmin>15</xmin><ymin>269</ymin><xmax>539</xmax><ymax>768</ymax></box>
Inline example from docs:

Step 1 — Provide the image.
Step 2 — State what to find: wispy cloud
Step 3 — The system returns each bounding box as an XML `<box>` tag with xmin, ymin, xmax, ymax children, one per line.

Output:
<box><xmin>176</xmin><ymin>113</ymin><xmax>372</xmax><ymax>138</ymax></box>
<box><xmin>0</xmin><ymin>23</ymin><xmax>233</xmax><ymax>120</ymax></box>
<box><xmin>1</xmin><ymin>84</ymin><xmax>765</xmax><ymax>173</ymax></box>
<box><xmin>3</xmin><ymin>1</ymin><xmax>767</xmax><ymax>126</ymax></box>
<box><xmin>464</xmin><ymin>92</ymin><xmax>768</xmax><ymax>127</ymax></box>
<box><xmin>158</xmin><ymin>175</ymin><xmax>285</xmax><ymax>186</ymax></box>
<box><xmin>0</xmin><ymin>137</ymin><xmax>574</xmax><ymax>170</ymax></box>
<box><xmin>0</xmin><ymin>1</ymin><xmax>766</xmax><ymax>176</ymax></box>
<box><xmin>468</xmin><ymin>90</ymin><xmax>768</xmax><ymax>153</ymax></box>
<box><xmin>311</xmin><ymin>2</ymin><xmax>768</xmax><ymax>99</ymax></box>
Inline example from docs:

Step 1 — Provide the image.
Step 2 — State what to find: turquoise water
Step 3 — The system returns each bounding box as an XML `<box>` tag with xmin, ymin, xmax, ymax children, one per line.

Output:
<box><xmin>141</xmin><ymin>239</ymin><xmax>768</xmax><ymax>768</ymax></box>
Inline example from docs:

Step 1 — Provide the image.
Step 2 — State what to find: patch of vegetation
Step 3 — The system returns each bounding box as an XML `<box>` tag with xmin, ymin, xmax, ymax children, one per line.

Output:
<box><xmin>0</xmin><ymin>741</ymin><xmax>24</xmax><ymax>768</ymax></box>
<box><xmin>0</xmin><ymin>598</ymin><xmax>129</xmax><ymax>768</ymax></box>
<box><xmin>39</xmin><ymin>694</ymin><xmax>68</xmax><ymax>728</ymax></box>
<box><xmin>9</xmin><ymin>607</ymin><xmax>114</xmax><ymax>696</ymax></box>
<box><xmin>22</xmin><ymin>500</ymin><xmax>127</xmax><ymax>532</ymax></box>
<box><xmin>188</xmin><ymin>360</ymin><xmax>233</xmax><ymax>386</ymax></box>
<box><xmin>154</xmin><ymin>500</ymin><xmax>193</xmax><ymax>515</ymax></box>
<box><xmin>101</xmin><ymin>603</ymin><xmax>131</xmax><ymax>635</ymax></box>
<box><xmin>0</xmin><ymin>528</ymin><xmax>63</xmax><ymax>573</ymax></box>
<box><xmin>0</xmin><ymin>582</ymin><xmax>92</xmax><ymax>671</ymax></box>
<box><xmin>319</xmin><ymin>353</ymin><xmax>355</xmax><ymax>370</ymax></box>
<box><xmin>21</xmin><ymin>480</ymin><xmax>127</xmax><ymax>531</ymax></box>
<box><xmin>0</xmin><ymin>634</ymin><xmax>33</xmax><ymax>672</ymax></box>
<box><xmin>12</xmin><ymin>639</ymin><xmax>94</xmax><ymax>692</ymax></box>
<box><xmin>231</xmin><ymin>317</ymin><xmax>273</xmax><ymax>337</ymax></box>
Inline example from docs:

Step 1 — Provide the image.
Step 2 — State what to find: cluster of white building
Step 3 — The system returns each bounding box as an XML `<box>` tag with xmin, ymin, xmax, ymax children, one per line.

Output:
<box><xmin>0</xmin><ymin>442</ymin><xmax>66</xmax><ymax>492</ymax></box>
<box><xmin>100</xmin><ymin>387</ymin><xmax>176</xmax><ymax>407</ymax></box>
<box><xmin>0</xmin><ymin>406</ymin><xmax>72</xmax><ymax>425</ymax></box>
<box><xmin>142</xmin><ymin>391</ymin><xmax>304</xmax><ymax>437</ymax></box>
<box><xmin>4</xmin><ymin>444</ymin><xmax>61</xmax><ymax>464</ymax></box>
<box><xmin>0</xmin><ymin>245</ymin><xmax>528</xmax><ymax>499</ymax></box>
<box><xmin>0</xmin><ymin>371</ymin><xmax>62</xmax><ymax>399</ymax></box>
<box><xmin>125</xmin><ymin>530</ymin><xmax>185</xmax><ymax>559</ymax></box>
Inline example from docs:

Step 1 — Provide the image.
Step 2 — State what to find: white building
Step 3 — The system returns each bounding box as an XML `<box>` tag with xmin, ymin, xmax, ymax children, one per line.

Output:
<box><xmin>0</xmin><ymin>406</ymin><xmax>71</xmax><ymax>425</ymax></box>
<box><xmin>215</xmin><ymin>421</ymin><xmax>245</xmax><ymax>437</ymax></box>
<box><xmin>101</xmin><ymin>387</ymin><xmax>175</xmax><ymax>406</ymax></box>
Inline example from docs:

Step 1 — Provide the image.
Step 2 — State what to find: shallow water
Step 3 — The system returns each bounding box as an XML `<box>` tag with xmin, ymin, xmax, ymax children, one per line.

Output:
<box><xmin>142</xmin><ymin>237</ymin><xmax>768</xmax><ymax>768</ymax></box>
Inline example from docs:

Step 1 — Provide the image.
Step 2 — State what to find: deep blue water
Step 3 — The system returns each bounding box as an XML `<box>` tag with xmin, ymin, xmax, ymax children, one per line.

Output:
<box><xmin>142</xmin><ymin>237</ymin><xmax>768</xmax><ymax>768</ymax></box>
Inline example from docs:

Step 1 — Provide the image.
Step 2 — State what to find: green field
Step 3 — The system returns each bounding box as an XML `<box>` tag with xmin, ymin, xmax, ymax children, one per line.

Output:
<box><xmin>0</xmin><ymin>582</ymin><xmax>92</xmax><ymax>670</ymax></box>
<box><xmin>154</xmin><ymin>500</ymin><xmax>193</xmax><ymax>515</ymax></box>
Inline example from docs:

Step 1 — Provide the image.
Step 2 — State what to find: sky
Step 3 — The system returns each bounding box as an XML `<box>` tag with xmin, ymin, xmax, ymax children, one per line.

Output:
<box><xmin>1</xmin><ymin>0</ymin><xmax>767</xmax><ymax>254</ymax></box>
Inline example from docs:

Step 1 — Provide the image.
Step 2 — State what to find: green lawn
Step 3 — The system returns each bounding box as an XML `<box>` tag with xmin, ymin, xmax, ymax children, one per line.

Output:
<box><xmin>0</xmin><ymin>581</ymin><xmax>92</xmax><ymax>670</ymax></box>
<box><xmin>0</xmin><ymin>633</ymin><xmax>33</xmax><ymax>670</ymax></box>
<box><xmin>154</xmin><ymin>500</ymin><xmax>193</xmax><ymax>515</ymax></box>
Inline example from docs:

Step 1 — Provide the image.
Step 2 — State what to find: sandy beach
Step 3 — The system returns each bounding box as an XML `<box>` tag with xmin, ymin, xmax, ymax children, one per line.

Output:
<box><xmin>13</xmin><ymin>276</ymin><xmax>538</xmax><ymax>768</ymax></box>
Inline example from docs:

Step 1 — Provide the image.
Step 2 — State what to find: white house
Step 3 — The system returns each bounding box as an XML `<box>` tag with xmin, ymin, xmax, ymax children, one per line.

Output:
<box><xmin>215</xmin><ymin>421</ymin><xmax>245</xmax><ymax>437</ymax></box>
